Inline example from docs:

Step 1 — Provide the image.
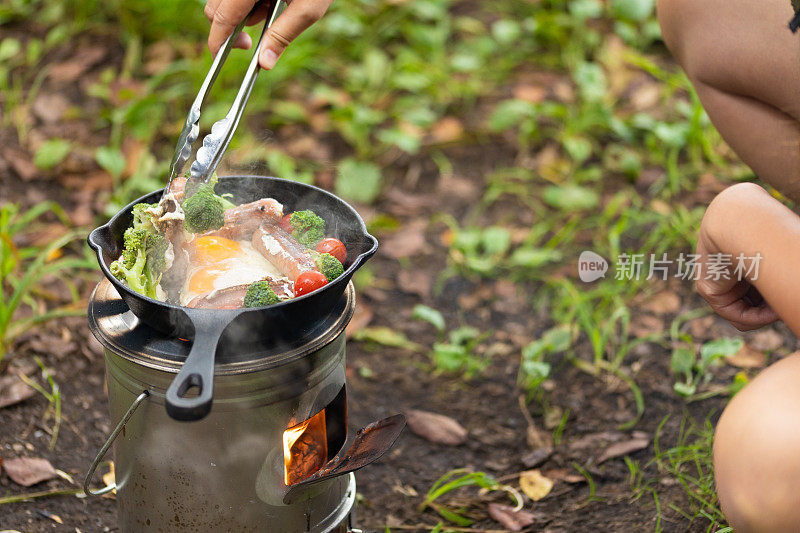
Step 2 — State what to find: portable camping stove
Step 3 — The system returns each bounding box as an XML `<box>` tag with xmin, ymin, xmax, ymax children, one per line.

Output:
<box><xmin>85</xmin><ymin>279</ymin><xmax>403</xmax><ymax>532</ymax></box>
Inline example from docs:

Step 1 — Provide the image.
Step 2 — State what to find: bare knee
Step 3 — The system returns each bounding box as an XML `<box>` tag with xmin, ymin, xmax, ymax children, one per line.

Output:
<box><xmin>714</xmin><ymin>354</ymin><xmax>800</xmax><ymax>532</ymax></box>
<box><xmin>656</xmin><ymin>0</ymin><xmax>692</xmax><ymax>64</ymax></box>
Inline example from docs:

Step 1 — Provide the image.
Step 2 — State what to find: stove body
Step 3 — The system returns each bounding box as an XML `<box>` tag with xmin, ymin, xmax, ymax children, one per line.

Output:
<box><xmin>89</xmin><ymin>279</ymin><xmax>359</xmax><ymax>532</ymax></box>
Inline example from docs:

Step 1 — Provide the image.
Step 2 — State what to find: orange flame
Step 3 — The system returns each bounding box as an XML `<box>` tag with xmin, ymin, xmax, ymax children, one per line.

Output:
<box><xmin>283</xmin><ymin>409</ymin><xmax>327</xmax><ymax>485</ymax></box>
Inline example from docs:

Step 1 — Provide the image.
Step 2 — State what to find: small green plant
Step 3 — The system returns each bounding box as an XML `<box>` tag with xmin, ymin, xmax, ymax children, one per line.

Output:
<box><xmin>0</xmin><ymin>202</ymin><xmax>92</xmax><ymax>363</ymax></box>
<box><xmin>420</xmin><ymin>469</ymin><xmax>520</xmax><ymax>527</ymax></box>
<box><xmin>649</xmin><ymin>414</ymin><xmax>728</xmax><ymax>531</ymax></box>
<box><xmin>518</xmin><ymin>324</ymin><xmax>572</xmax><ymax>394</ymax></box>
<box><xmin>412</xmin><ymin>304</ymin><xmax>490</xmax><ymax>378</ymax></box>
<box><xmin>670</xmin><ymin>309</ymin><xmax>742</xmax><ymax>399</ymax></box>
<box><xmin>18</xmin><ymin>357</ymin><xmax>62</xmax><ymax>450</ymax></box>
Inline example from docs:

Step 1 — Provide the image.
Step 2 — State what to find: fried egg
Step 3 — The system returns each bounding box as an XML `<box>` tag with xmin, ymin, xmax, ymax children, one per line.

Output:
<box><xmin>180</xmin><ymin>235</ymin><xmax>285</xmax><ymax>305</ymax></box>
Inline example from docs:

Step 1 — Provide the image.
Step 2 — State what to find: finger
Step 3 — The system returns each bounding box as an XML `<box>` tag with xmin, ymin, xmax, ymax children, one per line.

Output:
<box><xmin>205</xmin><ymin>0</ymin><xmax>222</xmax><ymax>22</ymax></box>
<box><xmin>716</xmin><ymin>298</ymin><xmax>779</xmax><ymax>329</ymax></box>
<box><xmin>234</xmin><ymin>32</ymin><xmax>252</xmax><ymax>50</ymax></box>
<box><xmin>208</xmin><ymin>0</ymin><xmax>258</xmax><ymax>57</ymax></box>
<box><xmin>247</xmin><ymin>2</ymin><xmax>270</xmax><ymax>25</ymax></box>
<box><xmin>258</xmin><ymin>0</ymin><xmax>333</xmax><ymax>70</ymax></box>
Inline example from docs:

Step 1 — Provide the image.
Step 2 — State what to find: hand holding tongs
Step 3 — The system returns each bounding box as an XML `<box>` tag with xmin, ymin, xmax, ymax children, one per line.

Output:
<box><xmin>163</xmin><ymin>0</ymin><xmax>283</xmax><ymax>197</ymax></box>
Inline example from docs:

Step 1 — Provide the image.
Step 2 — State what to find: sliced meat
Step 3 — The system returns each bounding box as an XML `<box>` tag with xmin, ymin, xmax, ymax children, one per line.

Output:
<box><xmin>209</xmin><ymin>198</ymin><xmax>284</xmax><ymax>240</ymax></box>
<box><xmin>187</xmin><ymin>285</ymin><xmax>248</xmax><ymax>309</ymax></box>
<box><xmin>186</xmin><ymin>279</ymin><xmax>293</xmax><ymax>309</ymax></box>
<box><xmin>169</xmin><ymin>176</ymin><xmax>187</xmax><ymax>202</ymax></box>
<box><xmin>252</xmin><ymin>225</ymin><xmax>317</xmax><ymax>282</ymax></box>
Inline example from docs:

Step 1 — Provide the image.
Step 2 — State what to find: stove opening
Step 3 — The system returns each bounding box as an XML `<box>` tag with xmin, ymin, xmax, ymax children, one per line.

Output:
<box><xmin>283</xmin><ymin>386</ymin><xmax>346</xmax><ymax>485</ymax></box>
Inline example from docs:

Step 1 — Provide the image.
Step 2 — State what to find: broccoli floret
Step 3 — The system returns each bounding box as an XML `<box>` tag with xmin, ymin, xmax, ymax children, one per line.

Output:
<box><xmin>315</xmin><ymin>253</ymin><xmax>344</xmax><ymax>282</ymax></box>
<box><xmin>184</xmin><ymin>172</ymin><xmax>237</xmax><ymax>210</ymax></box>
<box><xmin>243</xmin><ymin>280</ymin><xmax>280</xmax><ymax>308</ymax></box>
<box><xmin>145</xmin><ymin>233</ymin><xmax>168</xmax><ymax>273</ymax></box>
<box><xmin>181</xmin><ymin>184</ymin><xmax>225</xmax><ymax>233</ymax></box>
<box><xmin>290</xmin><ymin>210</ymin><xmax>325</xmax><ymax>248</ymax></box>
<box><xmin>109</xmin><ymin>208</ymin><xmax>169</xmax><ymax>299</ymax></box>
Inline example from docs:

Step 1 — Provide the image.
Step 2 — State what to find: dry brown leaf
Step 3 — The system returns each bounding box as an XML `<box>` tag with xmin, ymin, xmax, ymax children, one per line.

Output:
<box><xmin>345</xmin><ymin>303</ymin><xmax>373</xmax><ymax>339</ymax></box>
<box><xmin>488</xmin><ymin>503</ymin><xmax>537</xmax><ymax>531</ymax></box>
<box><xmin>3</xmin><ymin>457</ymin><xmax>58</xmax><ymax>487</ymax></box>
<box><xmin>49</xmin><ymin>46</ymin><xmax>106</xmax><ymax>82</ymax></box>
<box><xmin>544</xmin><ymin>468</ymin><xmax>585</xmax><ymax>484</ymax></box>
<box><xmin>597</xmin><ymin>436</ymin><xmax>649</xmax><ymax>464</ymax></box>
<box><xmin>749</xmin><ymin>328</ymin><xmax>784</xmax><ymax>352</ymax></box>
<box><xmin>519</xmin><ymin>470</ymin><xmax>553</xmax><ymax>501</ymax></box>
<box><xmin>59</xmin><ymin>170</ymin><xmax>114</xmax><ymax>191</ymax></box>
<box><xmin>0</xmin><ymin>375</ymin><xmax>35</xmax><ymax>409</ymax></box>
<box><xmin>629</xmin><ymin>82</ymin><xmax>661</xmax><ymax>111</ymax></box>
<box><xmin>643</xmin><ymin>290</ymin><xmax>681</xmax><ymax>315</ymax></box>
<box><xmin>726</xmin><ymin>343</ymin><xmax>766</xmax><ymax>369</ymax></box>
<box><xmin>382</xmin><ymin>221</ymin><xmax>428</xmax><ymax>259</ymax></box>
<box><xmin>2</xmin><ymin>147</ymin><xmax>37</xmax><ymax>181</ymax></box>
<box><xmin>436</xmin><ymin>175</ymin><xmax>479</xmax><ymax>200</ymax></box>
<box><xmin>32</xmin><ymin>93</ymin><xmax>70</xmax><ymax>124</ymax></box>
<box><xmin>405</xmin><ymin>409</ymin><xmax>467</xmax><ymax>446</ymax></box>
<box><xmin>521</xmin><ymin>447</ymin><xmax>553</xmax><ymax>468</ymax></box>
<box><xmin>102</xmin><ymin>462</ymin><xmax>117</xmax><ymax>496</ymax></box>
<box><xmin>513</xmin><ymin>84</ymin><xmax>547</xmax><ymax>103</ymax></box>
<box><xmin>384</xmin><ymin>188</ymin><xmax>436</xmax><ymax>216</ymax></box>
<box><xmin>397</xmin><ymin>269</ymin><xmax>432</xmax><ymax>298</ymax></box>
<box><xmin>144</xmin><ymin>41</ymin><xmax>176</xmax><ymax>76</ymax></box>
<box><xmin>428</xmin><ymin>117</ymin><xmax>464</xmax><ymax>144</ymax></box>
<box><xmin>629</xmin><ymin>314</ymin><xmax>664</xmax><ymax>338</ymax></box>
<box><xmin>687</xmin><ymin>315</ymin><xmax>715</xmax><ymax>340</ymax></box>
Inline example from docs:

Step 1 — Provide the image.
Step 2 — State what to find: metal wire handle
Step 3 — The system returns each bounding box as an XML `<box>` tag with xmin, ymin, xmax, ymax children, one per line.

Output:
<box><xmin>83</xmin><ymin>391</ymin><xmax>149</xmax><ymax>497</ymax></box>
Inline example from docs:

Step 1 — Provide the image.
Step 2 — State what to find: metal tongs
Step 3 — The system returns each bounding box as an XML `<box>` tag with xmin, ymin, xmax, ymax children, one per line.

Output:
<box><xmin>163</xmin><ymin>0</ymin><xmax>283</xmax><ymax>197</ymax></box>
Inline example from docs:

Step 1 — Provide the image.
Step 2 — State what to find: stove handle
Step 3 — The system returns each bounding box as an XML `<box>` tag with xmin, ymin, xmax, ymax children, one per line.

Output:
<box><xmin>83</xmin><ymin>390</ymin><xmax>149</xmax><ymax>497</ymax></box>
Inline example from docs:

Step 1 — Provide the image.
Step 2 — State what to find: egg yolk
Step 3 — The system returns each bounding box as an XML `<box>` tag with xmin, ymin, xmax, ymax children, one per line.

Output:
<box><xmin>188</xmin><ymin>264</ymin><xmax>233</xmax><ymax>294</ymax></box>
<box><xmin>193</xmin><ymin>236</ymin><xmax>242</xmax><ymax>264</ymax></box>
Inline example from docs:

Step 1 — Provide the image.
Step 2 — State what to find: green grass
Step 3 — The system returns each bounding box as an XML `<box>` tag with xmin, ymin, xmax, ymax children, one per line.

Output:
<box><xmin>0</xmin><ymin>0</ymin><xmax>759</xmax><ymax>528</ymax></box>
<box><xmin>0</xmin><ymin>202</ymin><xmax>93</xmax><ymax>364</ymax></box>
<box><xmin>628</xmin><ymin>414</ymin><xmax>728</xmax><ymax>532</ymax></box>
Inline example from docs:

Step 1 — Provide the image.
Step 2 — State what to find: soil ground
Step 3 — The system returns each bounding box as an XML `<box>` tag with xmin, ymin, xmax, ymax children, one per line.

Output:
<box><xmin>2</xmin><ymin>7</ymin><xmax>794</xmax><ymax>533</ymax></box>
<box><xmin>4</xmin><ymin>150</ymin><xmax>789</xmax><ymax>532</ymax></box>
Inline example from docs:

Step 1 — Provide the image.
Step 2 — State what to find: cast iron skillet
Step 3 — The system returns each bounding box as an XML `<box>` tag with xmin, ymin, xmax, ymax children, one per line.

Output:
<box><xmin>88</xmin><ymin>176</ymin><xmax>378</xmax><ymax>422</ymax></box>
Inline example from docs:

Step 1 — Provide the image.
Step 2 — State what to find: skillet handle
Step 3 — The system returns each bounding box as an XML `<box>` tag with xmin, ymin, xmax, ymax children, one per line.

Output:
<box><xmin>165</xmin><ymin>311</ymin><xmax>232</xmax><ymax>421</ymax></box>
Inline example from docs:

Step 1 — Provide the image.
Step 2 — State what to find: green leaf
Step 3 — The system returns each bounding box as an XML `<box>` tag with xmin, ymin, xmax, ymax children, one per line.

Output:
<box><xmin>352</xmin><ymin>327</ymin><xmax>421</xmax><ymax>351</ymax></box>
<box><xmin>611</xmin><ymin>0</ymin><xmax>655</xmax><ymax>22</ymax></box>
<box><xmin>670</xmin><ymin>347</ymin><xmax>695</xmax><ymax>377</ymax></box>
<box><xmin>563</xmin><ymin>135</ymin><xmax>593</xmax><ymax>163</ymax></box>
<box><xmin>377</xmin><ymin>128</ymin><xmax>421</xmax><ymax>154</ymax></box>
<box><xmin>95</xmin><ymin>146</ymin><xmax>126</xmax><ymax>179</ymax></box>
<box><xmin>673</xmin><ymin>381</ymin><xmax>696</xmax><ymax>398</ymax></box>
<box><xmin>491</xmin><ymin>19</ymin><xmax>521</xmax><ymax>44</ymax></box>
<box><xmin>335</xmin><ymin>158</ymin><xmax>382</xmax><ymax>204</ymax></box>
<box><xmin>33</xmin><ymin>139</ymin><xmax>71</xmax><ymax>170</ymax></box>
<box><xmin>509</xmin><ymin>247</ymin><xmax>563</xmax><ymax>268</ymax></box>
<box><xmin>542</xmin><ymin>325</ymin><xmax>572</xmax><ymax>352</ymax></box>
<box><xmin>573</xmin><ymin>62</ymin><xmax>607</xmax><ymax>102</ymax></box>
<box><xmin>488</xmin><ymin>100</ymin><xmax>536</xmax><ymax>132</ymax></box>
<box><xmin>481</xmin><ymin>226</ymin><xmax>511</xmax><ymax>255</ymax></box>
<box><xmin>0</xmin><ymin>38</ymin><xmax>22</xmax><ymax>63</ymax></box>
<box><xmin>543</xmin><ymin>185</ymin><xmax>599</xmax><ymax>211</ymax></box>
<box><xmin>700</xmin><ymin>338</ymin><xmax>743</xmax><ymax>365</ymax></box>
<box><xmin>412</xmin><ymin>304</ymin><xmax>446</xmax><ymax>332</ymax></box>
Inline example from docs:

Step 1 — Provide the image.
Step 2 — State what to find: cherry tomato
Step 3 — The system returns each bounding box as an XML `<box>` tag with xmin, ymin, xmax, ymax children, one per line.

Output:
<box><xmin>316</xmin><ymin>238</ymin><xmax>347</xmax><ymax>264</ymax></box>
<box><xmin>294</xmin><ymin>271</ymin><xmax>328</xmax><ymax>296</ymax></box>
<box><xmin>279</xmin><ymin>213</ymin><xmax>293</xmax><ymax>232</ymax></box>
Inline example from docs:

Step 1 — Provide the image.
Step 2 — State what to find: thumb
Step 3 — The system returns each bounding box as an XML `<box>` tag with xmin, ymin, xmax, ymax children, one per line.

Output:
<box><xmin>258</xmin><ymin>0</ymin><xmax>332</xmax><ymax>69</ymax></box>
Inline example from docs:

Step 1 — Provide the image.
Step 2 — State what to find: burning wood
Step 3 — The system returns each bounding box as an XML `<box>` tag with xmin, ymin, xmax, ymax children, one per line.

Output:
<box><xmin>283</xmin><ymin>409</ymin><xmax>327</xmax><ymax>485</ymax></box>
